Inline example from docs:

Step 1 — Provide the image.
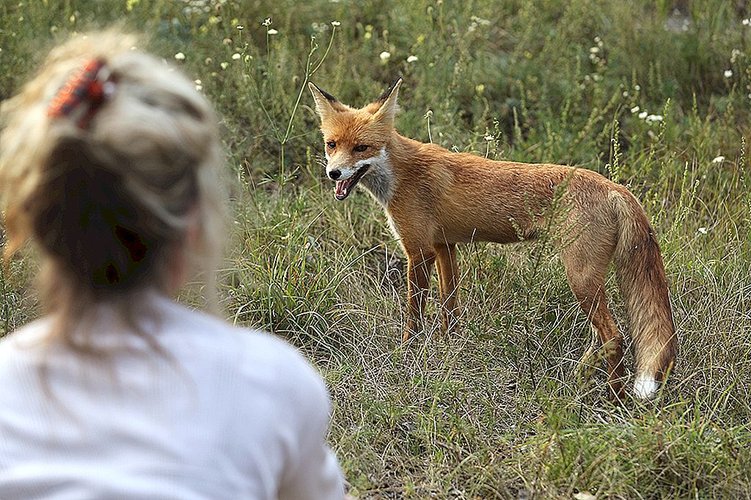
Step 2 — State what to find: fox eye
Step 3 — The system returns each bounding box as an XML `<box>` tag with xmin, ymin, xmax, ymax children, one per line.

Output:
<box><xmin>353</xmin><ymin>144</ymin><xmax>369</xmax><ymax>153</ymax></box>
<box><xmin>326</xmin><ymin>141</ymin><xmax>336</xmax><ymax>149</ymax></box>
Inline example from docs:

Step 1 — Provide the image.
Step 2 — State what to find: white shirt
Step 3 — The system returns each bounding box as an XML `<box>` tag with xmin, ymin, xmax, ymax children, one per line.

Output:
<box><xmin>0</xmin><ymin>294</ymin><xmax>344</xmax><ymax>499</ymax></box>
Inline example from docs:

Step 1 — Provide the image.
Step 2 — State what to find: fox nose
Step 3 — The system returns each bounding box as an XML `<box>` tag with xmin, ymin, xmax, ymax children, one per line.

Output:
<box><xmin>328</xmin><ymin>169</ymin><xmax>342</xmax><ymax>180</ymax></box>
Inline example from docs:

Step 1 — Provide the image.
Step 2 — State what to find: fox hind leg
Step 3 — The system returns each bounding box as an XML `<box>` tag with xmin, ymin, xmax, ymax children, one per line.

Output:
<box><xmin>568</xmin><ymin>273</ymin><xmax>625</xmax><ymax>400</ymax></box>
<box><xmin>561</xmin><ymin>233</ymin><xmax>626</xmax><ymax>400</ymax></box>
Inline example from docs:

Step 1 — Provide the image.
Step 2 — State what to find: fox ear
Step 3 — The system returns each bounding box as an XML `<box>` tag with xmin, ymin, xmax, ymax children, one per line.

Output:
<box><xmin>308</xmin><ymin>82</ymin><xmax>343</xmax><ymax>121</ymax></box>
<box><xmin>373</xmin><ymin>77</ymin><xmax>402</xmax><ymax>126</ymax></box>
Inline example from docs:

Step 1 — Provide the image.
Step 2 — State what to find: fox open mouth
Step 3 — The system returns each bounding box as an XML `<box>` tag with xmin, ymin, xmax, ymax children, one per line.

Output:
<box><xmin>334</xmin><ymin>165</ymin><xmax>370</xmax><ymax>201</ymax></box>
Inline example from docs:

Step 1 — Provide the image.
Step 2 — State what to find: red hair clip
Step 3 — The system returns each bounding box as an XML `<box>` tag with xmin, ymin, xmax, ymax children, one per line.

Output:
<box><xmin>47</xmin><ymin>58</ymin><xmax>111</xmax><ymax>128</ymax></box>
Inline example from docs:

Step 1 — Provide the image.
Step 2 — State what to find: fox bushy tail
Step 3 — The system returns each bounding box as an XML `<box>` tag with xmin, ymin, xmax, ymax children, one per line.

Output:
<box><xmin>613</xmin><ymin>192</ymin><xmax>677</xmax><ymax>398</ymax></box>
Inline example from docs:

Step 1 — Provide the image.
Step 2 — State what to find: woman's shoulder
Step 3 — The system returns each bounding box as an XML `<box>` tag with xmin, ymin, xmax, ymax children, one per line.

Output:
<box><xmin>160</xmin><ymin>298</ymin><xmax>328</xmax><ymax>402</ymax></box>
<box><xmin>160</xmin><ymin>298</ymin><xmax>302</xmax><ymax>356</ymax></box>
<box><xmin>0</xmin><ymin>317</ymin><xmax>55</xmax><ymax>357</ymax></box>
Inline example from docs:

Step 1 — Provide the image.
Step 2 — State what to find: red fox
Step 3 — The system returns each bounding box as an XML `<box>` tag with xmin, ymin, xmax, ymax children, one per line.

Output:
<box><xmin>309</xmin><ymin>78</ymin><xmax>677</xmax><ymax>400</ymax></box>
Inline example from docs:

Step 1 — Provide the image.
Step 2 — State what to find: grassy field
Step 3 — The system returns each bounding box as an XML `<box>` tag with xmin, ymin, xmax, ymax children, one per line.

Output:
<box><xmin>2</xmin><ymin>0</ymin><xmax>751</xmax><ymax>497</ymax></box>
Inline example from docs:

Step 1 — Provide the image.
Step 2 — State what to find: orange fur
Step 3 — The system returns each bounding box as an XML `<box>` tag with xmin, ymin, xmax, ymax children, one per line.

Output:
<box><xmin>309</xmin><ymin>79</ymin><xmax>677</xmax><ymax>399</ymax></box>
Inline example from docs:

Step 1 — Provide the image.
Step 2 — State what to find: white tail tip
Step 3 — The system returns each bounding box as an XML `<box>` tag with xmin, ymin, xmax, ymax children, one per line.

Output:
<box><xmin>633</xmin><ymin>374</ymin><xmax>658</xmax><ymax>399</ymax></box>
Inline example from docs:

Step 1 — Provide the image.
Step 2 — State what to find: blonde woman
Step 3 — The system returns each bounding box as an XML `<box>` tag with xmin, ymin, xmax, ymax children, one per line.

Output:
<box><xmin>0</xmin><ymin>32</ymin><xmax>345</xmax><ymax>499</ymax></box>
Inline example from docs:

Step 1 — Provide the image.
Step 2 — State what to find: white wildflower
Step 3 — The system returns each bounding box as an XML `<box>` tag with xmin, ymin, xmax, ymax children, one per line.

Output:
<box><xmin>712</xmin><ymin>155</ymin><xmax>725</xmax><ymax>164</ymax></box>
<box><xmin>407</xmin><ymin>55</ymin><xmax>418</xmax><ymax>63</ymax></box>
<box><xmin>236</xmin><ymin>25</ymin><xmax>244</xmax><ymax>30</ymax></box>
<box><xmin>232</xmin><ymin>53</ymin><xmax>241</xmax><ymax>60</ymax></box>
<box><xmin>697</xmin><ymin>227</ymin><xmax>708</xmax><ymax>235</ymax></box>
<box><xmin>331</xmin><ymin>20</ymin><xmax>341</xmax><ymax>27</ymax></box>
<box><xmin>638</xmin><ymin>111</ymin><xmax>648</xmax><ymax>119</ymax></box>
<box><xmin>220</xmin><ymin>62</ymin><xmax>229</xmax><ymax>70</ymax></box>
<box><xmin>174</xmin><ymin>52</ymin><xmax>186</xmax><ymax>61</ymax></box>
<box><xmin>484</xmin><ymin>134</ymin><xmax>494</xmax><ymax>141</ymax></box>
<box><xmin>631</xmin><ymin>106</ymin><xmax>640</xmax><ymax>114</ymax></box>
<box><xmin>645</xmin><ymin>114</ymin><xmax>663</xmax><ymax>123</ymax></box>
<box><xmin>590</xmin><ymin>46</ymin><xmax>600</xmax><ymax>54</ymax></box>
<box><xmin>724</xmin><ymin>69</ymin><xmax>733</xmax><ymax>78</ymax></box>
<box><xmin>267</xmin><ymin>28</ymin><xmax>278</xmax><ymax>35</ymax></box>
<box><xmin>379</xmin><ymin>51</ymin><xmax>391</xmax><ymax>62</ymax></box>
<box><xmin>743</xmin><ymin>18</ymin><xmax>751</xmax><ymax>26</ymax></box>
<box><xmin>195</xmin><ymin>79</ymin><xmax>203</xmax><ymax>91</ymax></box>
<box><xmin>574</xmin><ymin>492</ymin><xmax>597</xmax><ymax>500</ymax></box>
<box><xmin>262</xmin><ymin>17</ymin><xmax>271</xmax><ymax>27</ymax></box>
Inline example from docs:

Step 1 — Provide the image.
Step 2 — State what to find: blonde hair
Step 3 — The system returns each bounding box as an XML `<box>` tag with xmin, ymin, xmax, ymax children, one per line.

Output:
<box><xmin>0</xmin><ymin>31</ymin><xmax>227</xmax><ymax>350</ymax></box>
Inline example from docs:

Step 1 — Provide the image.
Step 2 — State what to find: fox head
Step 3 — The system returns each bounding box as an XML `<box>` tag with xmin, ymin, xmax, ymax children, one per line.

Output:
<box><xmin>308</xmin><ymin>78</ymin><xmax>401</xmax><ymax>202</ymax></box>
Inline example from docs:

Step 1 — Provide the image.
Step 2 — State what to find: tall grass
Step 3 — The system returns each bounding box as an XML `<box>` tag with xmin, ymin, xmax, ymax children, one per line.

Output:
<box><xmin>2</xmin><ymin>0</ymin><xmax>751</xmax><ymax>497</ymax></box>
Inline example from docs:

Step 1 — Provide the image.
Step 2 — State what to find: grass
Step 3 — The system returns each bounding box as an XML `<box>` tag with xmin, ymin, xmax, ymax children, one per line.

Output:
<box><xmin>2</xmin><ymin>0</ymin><xmax>751</xmax><ymax>497</ymax></box>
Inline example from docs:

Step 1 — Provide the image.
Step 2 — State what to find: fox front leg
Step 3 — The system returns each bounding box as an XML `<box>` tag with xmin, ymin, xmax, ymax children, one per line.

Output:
<box><xmin>435</xmin><ymin>243</ymin><xmax>459</xmax><ymax>335</ymax></box>
<box><xmin>403</xmin><ymin>250</ymin><xmax>436</xmax><ymax>341</ymax></box>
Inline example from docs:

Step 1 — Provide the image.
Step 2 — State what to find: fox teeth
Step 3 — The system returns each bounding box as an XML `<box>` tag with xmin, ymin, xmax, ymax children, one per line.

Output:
<box><xmin>334</xmin><ymin>180</ymin><xmax>350</xmax><ymax>200</ymax></box>
<box><xmin>333</xmin><ymin>164</ymin><xmax>369</xmax><ymax>201</ymax></box>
